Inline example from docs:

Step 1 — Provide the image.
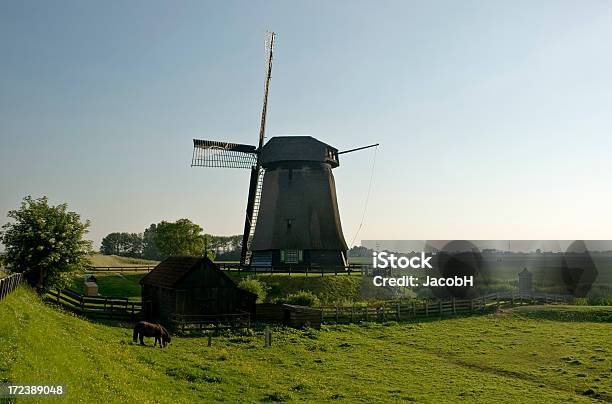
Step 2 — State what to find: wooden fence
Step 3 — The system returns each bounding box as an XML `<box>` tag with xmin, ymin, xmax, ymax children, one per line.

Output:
<box><xmin>217</xmin><ymin>263</ymin><xmax>370</xmax><ymax>276</ymax></box>
<box><xmin>320</xmin><ymin>292</ymin><xmax>573</xmax><ymax>324</ymax></box>
<box><xmin>0</xmin><ymin>272</ymin><xmax>25</xmax><ymax>301</ymax></box>
<box><xmin>170</xmin><ymin>311</ymin><xmax>251</xmax><ymax>333</ymax></box>
<box><xmin>87</xmin><ymin>263</ymin><xmax>372</xmax><ymax>276</ymax></box>
<box><xmin>46</xmin><ymin>288</ymin><xmax>146</xmax><ymax>319</ymax></box>
<box><xmin>87</xmin><ymin>265</ymin><xmax>154</xmax><ymax>272</ymax></box>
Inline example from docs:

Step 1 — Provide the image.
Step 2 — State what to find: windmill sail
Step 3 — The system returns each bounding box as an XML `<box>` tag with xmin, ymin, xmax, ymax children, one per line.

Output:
<box><xmin>191</xmin><ymin>139</ymin><xmax>258</xmax><ymax>169</ymax></box>
<box><xmin>190</xmin><ymin>32</ymin><xmax>275</xmax><ymax>267</ymax></box>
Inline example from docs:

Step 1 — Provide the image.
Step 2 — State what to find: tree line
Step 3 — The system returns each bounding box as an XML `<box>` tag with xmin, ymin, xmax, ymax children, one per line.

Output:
<box><xmin>100</xmin><ymin>219</ymin><xmax>242</xmax><ymax>261</ymax></box>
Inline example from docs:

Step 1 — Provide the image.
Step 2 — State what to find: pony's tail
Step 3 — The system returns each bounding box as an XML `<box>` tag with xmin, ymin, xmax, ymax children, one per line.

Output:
<box><xmin>132</xmin><ymin>327</ymin><xmax>138</xmax><ymax>342</ymax></box>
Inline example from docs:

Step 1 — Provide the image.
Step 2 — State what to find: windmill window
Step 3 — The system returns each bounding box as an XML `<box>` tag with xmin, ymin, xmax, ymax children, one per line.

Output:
<box><xmin>281</xmin><ymin>249</ymin><xmax>302</xmax><ymax>264</ymax></box>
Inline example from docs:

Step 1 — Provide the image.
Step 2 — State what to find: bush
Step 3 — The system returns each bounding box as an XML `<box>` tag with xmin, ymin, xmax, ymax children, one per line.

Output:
<box><xmin>238</xmin><ymin>278</ymin><xmax>267</xmax><ymax>303</ymax></box>
<box><xmin>0</xmin><ymin>195</ymin><xmax>92</xmax><ymax>292</ymax></box>
<box><xmin>285</xmin><ymin>290</ymin><xmax>319</xmax><ymax>307</ymax></box>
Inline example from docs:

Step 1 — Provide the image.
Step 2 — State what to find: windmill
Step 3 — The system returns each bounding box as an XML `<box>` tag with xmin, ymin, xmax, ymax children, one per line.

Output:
<box><xmin>191</xmin><ymin>33</ymin><xmax>378</xmax><ymax>270</ymax></box>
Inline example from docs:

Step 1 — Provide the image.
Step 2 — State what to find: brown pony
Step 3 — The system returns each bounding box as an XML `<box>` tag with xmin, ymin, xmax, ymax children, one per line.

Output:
<box><xmin>133</xmin><ymin>321</ymin><xmax>171</xmax><ymax>348</ymax></box>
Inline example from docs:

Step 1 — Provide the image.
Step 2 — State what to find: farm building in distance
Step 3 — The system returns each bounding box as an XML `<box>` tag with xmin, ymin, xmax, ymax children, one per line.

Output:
<box><xmin>140</xmin><ymin>256</ymin><xmax>256</xmax><ymax>325</ymax></box>
<box><xmin>518</xmin><ymin>267</ymin><xmax>533</xmax><ymax>293</ymax></box>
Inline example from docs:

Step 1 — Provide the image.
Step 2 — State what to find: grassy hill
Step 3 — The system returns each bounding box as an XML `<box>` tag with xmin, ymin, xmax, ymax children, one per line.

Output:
<box><xmin>68</xmin><ymin>272</ymin><xmax>394</xmax><ymax>304</ymax></box>
<box><xmin>1</xmin><ymin>287</ymin><xmax>610</xmax><ymax>402</ymax></box>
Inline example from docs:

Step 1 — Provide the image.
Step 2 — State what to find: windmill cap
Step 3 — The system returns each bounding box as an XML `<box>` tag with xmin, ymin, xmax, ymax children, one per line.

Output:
<box><xmin>259</xmin><ymin>136</ymin><xmax>339</xmax><ymax>168</ymax></box>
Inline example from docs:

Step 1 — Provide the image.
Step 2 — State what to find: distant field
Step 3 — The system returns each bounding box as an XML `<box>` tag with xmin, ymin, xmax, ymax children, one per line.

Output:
<box><xmin>1</xmin><ymin>287</ymin><xmax>610</xmax><ymax>402</ymax></box>
<box><xmin>88</xmin><ymin>254</ymin><xmax>159</xmax><ymax>267</ymax></box>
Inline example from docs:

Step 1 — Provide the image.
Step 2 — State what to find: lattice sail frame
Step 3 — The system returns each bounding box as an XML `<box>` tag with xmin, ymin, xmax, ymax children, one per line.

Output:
<box><xmin>191</xmin><ymin>139</ymin><xmax>258</xmax><ymax>169</ymax></box>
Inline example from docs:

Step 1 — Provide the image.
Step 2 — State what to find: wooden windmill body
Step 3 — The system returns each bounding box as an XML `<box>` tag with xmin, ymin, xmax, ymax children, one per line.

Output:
<box><xmin>191</xmin><ymin>33</ymin><xmax>376</xmax><ymax>270</ymax></box>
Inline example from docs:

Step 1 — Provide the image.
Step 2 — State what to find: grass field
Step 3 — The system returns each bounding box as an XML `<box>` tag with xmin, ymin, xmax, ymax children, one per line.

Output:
<box><xmin>1</xmin><ymin>287</ymin><xmax>610</xmax><ymax>403</ymax></box>
<box><xmin>88</xmin><ymin>254</ymin><xmax>159</xmax><ymax>267</ymax></box>
<box><xmin>70</xmin><ymin>271</ymin><xmax>144</xmax><ymax>300</ymax></box>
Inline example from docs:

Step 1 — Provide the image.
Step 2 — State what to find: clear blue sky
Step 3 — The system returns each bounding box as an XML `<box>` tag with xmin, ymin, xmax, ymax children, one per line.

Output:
<box><xmin>1</xmin><ymin>0</ymin><xmax>611</xmax><ymax>249</ymax></box>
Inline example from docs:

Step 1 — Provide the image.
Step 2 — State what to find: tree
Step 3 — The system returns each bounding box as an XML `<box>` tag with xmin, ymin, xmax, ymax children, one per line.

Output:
<box><xmin>347</xmin><ymin>245</ymin><xmax>374</xmax><ymax>257</ymax></box>
<box><xmin>154</xmin><ymin>219</ymin><xmax>207</xmax><ymax>258</ymax></box>
<box><xmin>0</xmin><ymin>196</ymin><xmax>92</xmax><ymax>292</ymax></box>
<box><xmin>142</xmin><ymin>224</ymin><xmax>162</xmax><ymax>260</ymax></box>
<box><xmin>100</xmin><ymin>232</ymin><xmax>144</xmax><ymax>257</ymax></box>
<box><xmin>212</xmin><ymin>234</ymin><xmax>243</xmax><ymax>261</ymax></box>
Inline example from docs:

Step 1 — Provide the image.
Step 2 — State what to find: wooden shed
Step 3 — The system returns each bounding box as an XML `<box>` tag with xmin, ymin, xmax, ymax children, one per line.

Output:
<box><xmin>140</xmin><ymin>256</ymin><xmax>256</xmax><ymax>325</ymax></box>
<box><xmin>255</xmin><ymin>303</ymin><xmax>322</xmax><ymax>329</ymax></box>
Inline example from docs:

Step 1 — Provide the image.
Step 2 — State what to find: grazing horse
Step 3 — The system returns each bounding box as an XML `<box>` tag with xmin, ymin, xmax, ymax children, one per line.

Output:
<box><xmin>132</xmin><ymin>321</ymin><xmax>171</xmax><ymax>348</ymax></box>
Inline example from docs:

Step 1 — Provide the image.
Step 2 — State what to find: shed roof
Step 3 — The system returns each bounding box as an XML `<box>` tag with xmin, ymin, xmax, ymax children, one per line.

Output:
<box><xmin>140</xmin><ymin>256</ymin><xmax>214</xmax><ymax>288</ymax></box>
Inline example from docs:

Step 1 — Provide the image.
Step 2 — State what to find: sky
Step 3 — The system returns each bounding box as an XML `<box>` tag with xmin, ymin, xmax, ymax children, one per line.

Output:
<box><xmin>1</xmin><ymin>0</ymin><xmax>612</xmax><ymax>249</ymax></box>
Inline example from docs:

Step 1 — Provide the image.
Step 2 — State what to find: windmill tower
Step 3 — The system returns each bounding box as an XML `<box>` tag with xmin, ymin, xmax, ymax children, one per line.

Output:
<box><xmin>191</xmin><ymin>33</ymin><xmax>377</xmax><ymax>270</ymax></box>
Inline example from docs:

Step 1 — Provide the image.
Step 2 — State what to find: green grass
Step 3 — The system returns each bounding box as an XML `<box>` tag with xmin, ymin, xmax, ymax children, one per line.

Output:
<box><xmin>233</xmin><ymin>274</ymin><xmax>363</xmax><ymax>304</ymax></box>
<box><xmin>88</xmin><ymin>254</ymin><xmax>159</xmax><ymax>267</ymax></box>
<box><xmin>510</xmin><ymin>305</ymin><xmax>612</xmax><ymax>322</ymax></box>
<box><xmin>68</xmin><ymin>272</ymin><xmax>365</xmax><ymax>304</ymax></box>
<box><xmin>70</xmin><ymin>272</ymin><xmax>143</xmax><ymax>300</ymax></box>
<box><xmin>1</xmin><ymin>287</ymin><xmax>610</xmax><ymax>403</ymax></box>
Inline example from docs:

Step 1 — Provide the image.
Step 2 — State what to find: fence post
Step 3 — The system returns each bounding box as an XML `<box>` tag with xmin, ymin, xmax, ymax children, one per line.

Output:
<box><xmin>80</xmin><ymin>296</ymin><xmax>85</xmax><ymax>312</ymax></box>
<box><xmin>452</xmin><ymin>298</ymin><xmax>456</xmax><ymax>314</ymax></box>
<box><xmin>396</xmin><ymin>302</ymin><xmax>401</xmax><ymax>321</ymax></box>
<box><xmin>439</xmin><ymin>300</ymin><xmax>442</xmax><ymax>315</ymax></box>
<box><xmin>425</xmin><ymin>302</ymin><xmax>429</xmax><ymax>316</ymax></box>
